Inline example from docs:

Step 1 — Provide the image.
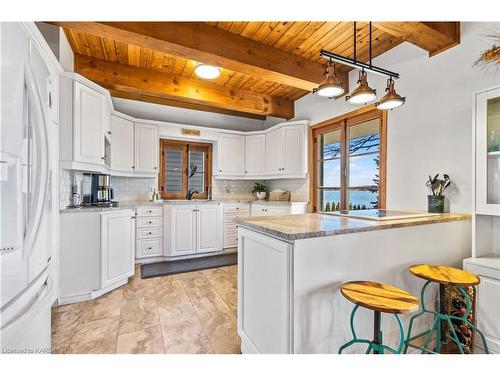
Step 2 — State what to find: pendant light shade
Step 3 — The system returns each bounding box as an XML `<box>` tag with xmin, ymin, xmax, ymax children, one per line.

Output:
<box><xmin>376</xmin><ymin>78</ymin><xmax>406</xmax><ymax>110</ymax></box>
<box><xmin>194</xmin><ymin>63</ymin><xmax>220</xmax><ymax>79</ymax></box>
<box><xmin>314</xmin><ymin>61</ymin><xmax>344</xmax><ymax>98</ymax></box>
<box><xmin>346</xmin><ymin>69</ymin><xmax>377</xmax><ymax>104</ymax></box>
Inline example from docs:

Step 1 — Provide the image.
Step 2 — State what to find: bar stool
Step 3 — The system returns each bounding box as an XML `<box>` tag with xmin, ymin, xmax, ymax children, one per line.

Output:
<box><xmin>338</xmin><ymin>281</ymin><xmax>419</xmax><ymax>354</ymax></box>
<box><xmin>404</xmin><ymin>264</ymin><xmax>490</xmax><ymax>354</ymax></box>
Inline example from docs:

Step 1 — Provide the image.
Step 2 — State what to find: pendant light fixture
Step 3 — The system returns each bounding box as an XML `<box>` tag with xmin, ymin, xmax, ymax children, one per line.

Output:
<box><xmin>318</xmin><ymin>21</ymin><xmax>406</xmax><ymax>110</ymax></box>
<box><xmin>346</xmin><ymin>68</ymin><xmax>377</xmax><ymax>104</ymax></box>
<box><xmin>194</xmin><ymin>63</ymin><xmax>220</xmax><ymax>79</ymax></box>
<box><xmin>313</xmin><ymin>59</ymin><xmax>345</xmax><ymax>98</ymax></box>
<box><xmin>376</xmin><ymin>77</ymin><xmax>406</xmax><ymax>110</ymax></box>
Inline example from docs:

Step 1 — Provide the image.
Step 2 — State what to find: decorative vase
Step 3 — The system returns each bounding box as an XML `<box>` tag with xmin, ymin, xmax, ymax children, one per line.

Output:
<box><xmin>256</xmin><ymin>192</ymin><xmax>266</xmax><ymax>200</ymax></box>
<box><xmin>428</xmin><ymin>195</ymin><xmax>445</xmax><ymax>213</ymax></box>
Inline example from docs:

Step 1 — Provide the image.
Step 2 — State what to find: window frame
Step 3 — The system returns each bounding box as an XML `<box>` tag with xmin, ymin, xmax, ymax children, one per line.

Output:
<box><xmin>308</xmin><ymin>106</ymin><xmax>387</xmax><ymax>212</ymax></box>
<box><xmin>159</xmin><ymin>139</ymin><xmax>213</xmax><ymax>200</ymax></box>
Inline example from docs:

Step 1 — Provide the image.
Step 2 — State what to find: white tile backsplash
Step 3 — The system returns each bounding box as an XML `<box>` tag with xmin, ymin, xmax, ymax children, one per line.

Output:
<box><xmin>60</xmin><ymin>169</ymin><xmax>309</xmax><ymax>208</ymax></box>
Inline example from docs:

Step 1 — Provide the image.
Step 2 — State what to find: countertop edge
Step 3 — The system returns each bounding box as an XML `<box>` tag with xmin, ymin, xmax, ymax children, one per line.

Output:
<box><xmin>235</xmin><ymin>213</ymin><xmax>471</xmax><ymax>242</ymax></box>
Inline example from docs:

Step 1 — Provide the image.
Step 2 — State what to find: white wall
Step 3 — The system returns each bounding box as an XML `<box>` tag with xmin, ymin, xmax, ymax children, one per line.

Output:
<box><xmin>293</xmin><ymin>22</ymin><xmax>500</xmax><ymax>213</ymax></box>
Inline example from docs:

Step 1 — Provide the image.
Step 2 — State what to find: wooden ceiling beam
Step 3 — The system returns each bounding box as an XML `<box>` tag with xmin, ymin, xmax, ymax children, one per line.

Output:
<box><xmin>74</xmin><ymin>54</ymin><xmax>294</xmax><ymax>119</ymax></box>
<box><xmin>373</xmin><ymin>22</ymin><xmax>460</xmax><ymax>57</ymax></box>
<box><xmin>109</xmin><ymin>90</ymin><xmax>267</xmax><ymax>121</ymax></box>
<box><xmin>52</xmin><ymin>22</ymin><xmax>341</xmax><ymax>91</ymax></box>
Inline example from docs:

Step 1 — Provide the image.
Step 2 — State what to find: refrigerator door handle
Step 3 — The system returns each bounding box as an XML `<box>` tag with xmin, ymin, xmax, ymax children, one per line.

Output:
<box><xmin>22</xmin><ymin>66</ymin><xmax>49</xmax><ymax>259</ymax></box>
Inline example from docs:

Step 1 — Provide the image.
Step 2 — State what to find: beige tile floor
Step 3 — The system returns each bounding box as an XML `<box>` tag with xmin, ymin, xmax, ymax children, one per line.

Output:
<box><xmin>51</xmin><ymin>265</ymin><xmax>240</xmax><ymax>354</ymax></box>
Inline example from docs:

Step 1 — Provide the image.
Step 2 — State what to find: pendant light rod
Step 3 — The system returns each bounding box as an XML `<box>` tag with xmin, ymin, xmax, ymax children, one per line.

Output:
<box><xmin>319</xmin><ymin>49</ymin><xmax>400</xmax><ymax>79</ymax></box>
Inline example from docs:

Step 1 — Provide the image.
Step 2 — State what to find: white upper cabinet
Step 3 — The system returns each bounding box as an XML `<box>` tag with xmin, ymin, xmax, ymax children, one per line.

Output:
<box><xmin>245</xmin><ymin>134</ymin><xmax>266</xmax><ymax>176</ymax></box>
<box><xmin>265</xmin><ymin>124</ymin><xmax>306</xmax><ymax>177</ymax></box>
<box><xmin>476</xmin><ymin>87</ymin><xmax>500</xmax><ymax>215</ymax></box>
<box><xmin>216</xmin><ymin>133</ymin><xmax>245</xmax><ymax>177</ymax></box>
<box><xmin>73</xmin><ymin>81</ymin><xmax>105</xmax><ymax>166</ymax></box>
<box><xmin>100</xmin><ymin>210</ymin><xmax>135</xmax><ymax>289</ymax></box>
<box><xmin>265</xmin><ymin>128</ymin><xmax>284</xmax><ymax>175</ymax></box>
<box><xmin>134</xmin><ymin>122</ymin><xmax>159</xmax><ymax>173</ymax></box>
<box><xmin>283</xmin><ymin>125</ymin><xmax>305</xmax><ymax>176</ymax></box>
<box><xmin>110</xmin><ymin>115</ymin><xmax>134</xmax><ymax>172</ymax></box>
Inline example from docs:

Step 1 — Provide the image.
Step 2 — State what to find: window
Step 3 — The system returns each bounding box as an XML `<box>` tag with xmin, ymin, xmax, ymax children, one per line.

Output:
<box><xmin>310</xmin><ymin>107</ymin><xmax>387</xmax><ymax>212</ymax></box>
<box><xmin>159</xmin><ymin>140</ymin><xmax>212</xmax><ymax>199</ymax></box>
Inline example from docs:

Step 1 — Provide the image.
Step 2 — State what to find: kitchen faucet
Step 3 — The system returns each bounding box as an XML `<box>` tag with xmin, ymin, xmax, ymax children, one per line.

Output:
<box><xmin>186</xmin><ymin>189</ymin><xmax>199</xmax><ymax>200</ymax></box>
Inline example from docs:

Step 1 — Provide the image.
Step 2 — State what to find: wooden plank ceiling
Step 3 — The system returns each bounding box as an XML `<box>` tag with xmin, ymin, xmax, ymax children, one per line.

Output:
<box><xmin>55</xmin><ymin>22</ymin><xmax>460</xmax><ymax>121</ymax></box>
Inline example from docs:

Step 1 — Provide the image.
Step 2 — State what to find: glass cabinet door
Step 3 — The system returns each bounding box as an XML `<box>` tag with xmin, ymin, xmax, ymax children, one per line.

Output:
<box><xmin>476</xmin><ymin>87</ymin><xmax>500</xmax><ymax>215</ymax></box>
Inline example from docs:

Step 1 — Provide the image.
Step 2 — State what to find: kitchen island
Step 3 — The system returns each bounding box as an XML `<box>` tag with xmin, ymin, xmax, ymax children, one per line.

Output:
<box><xmin>235</xmin><ymin>212</ymin><xmax>471</xmax><ymax>354</ymax></box>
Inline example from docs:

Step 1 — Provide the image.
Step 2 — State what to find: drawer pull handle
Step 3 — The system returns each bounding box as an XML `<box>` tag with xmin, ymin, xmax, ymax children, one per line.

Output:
<box><xmin>148</xmin><ymin>247</ymin><xmax>152</xmax><ymax>250</ymax></box>
<box><xmin>148</xmin><ymin>221</ymin><xmax>152</xmax><ymax>224</ymax></box>
<box><xmin>148</xmin><ymin>232</ymin><xmax>152</xmax><ymax>235</ymax></box>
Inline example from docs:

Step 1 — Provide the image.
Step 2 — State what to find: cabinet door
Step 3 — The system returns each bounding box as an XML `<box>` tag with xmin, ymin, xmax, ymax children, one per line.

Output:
<box><xmin>197</xmin><ymin>204</ymin><xmax>220</xmax><ymax>253</ymax></box>
<box><xmin>111</xmin><ymin>115</ymin><xmax>134</xmax><ymax>172</ymax></box>
<box><xmin>267</xmin><ymin>207</ymin><xmax>291</xmax><ymax>216</ymax></box>
<box><xmin>245</xmin><ymin>134</ymin><xmax>266</xmax><ymax>176</ymax></box>
<box><xmin>265</xmin><ymin>128</ymin><xmax>284</xmax><ymax>175</ymax></box>
<box><xmin>134</xmin><ymin>123</ymin><xmax>158</xmax><ymax>173</ymax></box>
<box><xmin>101</xmin><ymin>211</ymin><xmax>135</xmax><ymax>289</ymax></box>
<box><xmin>73</xmin><ymin>81</ymin><xmax>104</xmax><ymax>165</ymax></box>
<box><xmin>217</xmin><ymin>134</ymin><xmax>245</xmax><ymax>176</ymax></box>
<box><xmin>171</xmin><ymin>205</ymin><xmax>197</xmax><ymax>256</ymax></box>
<box><xmin>283</xmin><ymin>125</ymin><xmax>305</xmax><ymax>175</ymax></box>
<box><xmin>476</xmin><ymin>87</ymin><xmax>500</xmax><ymax>215</ymax></box>
<box><xmin>476</xmin><ymin>276</ymin><xmax>500</xmax><ymax>352</ymax></box>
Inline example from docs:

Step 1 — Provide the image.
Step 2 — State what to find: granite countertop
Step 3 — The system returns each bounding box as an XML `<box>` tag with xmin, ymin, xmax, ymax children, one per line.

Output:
<box><xmin>60</xmin><ymin>199</ymin><xmax>308</xmax><ymax>213</ymax></box>
<box><xmin>235</xmin><ymin>212</ymin><xmax>471</xmax><ymax>242</ymax></box>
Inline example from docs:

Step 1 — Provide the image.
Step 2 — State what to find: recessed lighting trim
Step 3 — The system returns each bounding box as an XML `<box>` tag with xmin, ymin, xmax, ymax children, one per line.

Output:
<box><xmin>194</xmin><ymin>63</ymin><xmax>220</xmax><ymax>79</ymax></box>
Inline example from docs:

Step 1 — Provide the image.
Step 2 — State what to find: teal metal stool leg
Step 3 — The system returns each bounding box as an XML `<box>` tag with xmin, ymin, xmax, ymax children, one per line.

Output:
<box><xmin>405</xmin><ymin>282</ymin><xmax>490</xmax><ymax>354</ymax></box>
<box><xmin>338</xmin><ymin>304</ymin><xmax>406</xmax><ymax>354</ymax></box>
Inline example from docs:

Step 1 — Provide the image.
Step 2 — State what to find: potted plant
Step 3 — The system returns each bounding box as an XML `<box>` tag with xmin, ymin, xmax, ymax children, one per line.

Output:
<box><xmin>252</xmin><ymin>181</ymin><xmax>267</xmax><ymax>200</ymax></box>
<box><xmin>426</xmin><ymin>174</ymin><xmax>451</xmax><ymax>213</ymax></box>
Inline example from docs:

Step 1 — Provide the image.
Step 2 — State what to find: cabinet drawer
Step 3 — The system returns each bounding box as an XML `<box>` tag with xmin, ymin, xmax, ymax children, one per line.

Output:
<box><xmin>136</xmin><ymin>206</ymin><xmax>163</xmax><ymax>217</ymax></box>
<box><xmin>224</xmin><ymin>203</ymin><xmax>251</xmax><ymax>214</ymax></box>
<box><xmin>136</xmin><ymin>239</ymin><xmax>163</xmax><ymax>258</ymax></box>
<box><xmin>137</xmin><ymin>216</ymin><xmax>163</xmax><ymax>228</ymax></box>
<box><xmin>466</xmin><ymin>263</ymin><xmax>500</xmax><ymax>280</ymax></box>
<box><xmin>224</xmin><ymin>232</ymin><xmax>238</xmax><ymax>248</ymax></box>
<box><xmin>137</xmin><ymin>227</ymin><xmax>163</xmax><ymax>240</ymax></box>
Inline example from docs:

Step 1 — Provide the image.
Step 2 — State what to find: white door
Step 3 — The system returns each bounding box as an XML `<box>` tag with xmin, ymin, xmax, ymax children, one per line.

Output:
<box><xmin>217</xmin><ymin>133</ymin><xmax>245</xmax><ymax>176</ymax></box>
<box><xmin>134</xmin><ymin>123</ymin><xmax>158</xmax><ymax>173</ymax></box>
<box><xmin>111</xmin><ymin>115</ymin><xmax>134</xmax><ymax>172</ymax></box>
<box><xmin>171</xmin><ymin>204</ymin><xmax>197</xmax><ymax>256</ymax></box>
<box><xmin>245</xmin><ymin>134</ymin><xmax>266</xmax><ymax>176</ymax></box>
<box><xmin>100</xmin><ymin>210</ymin><xmax>135</xmax><ymax>289</ymax></box>
<box><xmin>197</xmin><ymin>204</ymin><xmax>220</xmax><ymax>253</ymax></box>
<box><xmin>73</xmin><ymin>81</ymin><xmax>104</xmax><ymax>165</ymax></box>
<box><xmin>283</xmin><ymin>125</ymin><xmax>305</xmax><ymax>176</ymax></box>
<box><xmin>265</xmin><ymin>128</ymin><xmax>284</xmax><ymax>175</ymax></box>
<box><xmin>476</xmin><ymin>87</ymin><xmax>500</xmax><ymax>215</ymax></box>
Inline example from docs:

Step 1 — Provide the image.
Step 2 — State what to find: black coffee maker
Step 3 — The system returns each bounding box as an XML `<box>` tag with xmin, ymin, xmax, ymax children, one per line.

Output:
<box><xmin>81</xmin><ymin>173</ymin><xmax>117</xmax><ymax>207</ymax></box>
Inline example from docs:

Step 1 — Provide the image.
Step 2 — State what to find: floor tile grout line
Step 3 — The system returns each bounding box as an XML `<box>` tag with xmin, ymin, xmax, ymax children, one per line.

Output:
<box><xmin>115</xmin><ymin>286</ymin><xmax>125</xmax><ymax>353</ymax></box>
<box><xmin>179</xmin><ymin>277</ymin><xmax>216</xmax><ymax>354</ymax></box>
<box><xmin>152</xmin><ymin>277</ymin><xmax>167</xmax><ymax>354</ymax></box>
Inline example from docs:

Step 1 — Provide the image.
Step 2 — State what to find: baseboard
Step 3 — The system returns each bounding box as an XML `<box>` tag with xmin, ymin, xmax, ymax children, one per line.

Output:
<box><xmin>58</xmin><ymin>278</ymin><xmax>128</xmax><ymax>305</ymax></box>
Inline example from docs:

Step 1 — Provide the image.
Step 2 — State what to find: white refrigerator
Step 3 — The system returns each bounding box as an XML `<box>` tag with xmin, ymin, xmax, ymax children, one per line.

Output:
<box><xmin>0</xmin><ymin>23</ymin><xmax>56</xmax><ymax>353</ymax></box>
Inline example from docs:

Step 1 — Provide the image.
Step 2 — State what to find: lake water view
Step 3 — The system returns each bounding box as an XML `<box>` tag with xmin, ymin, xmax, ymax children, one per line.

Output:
<box><xmin>321</xmin><ymin>190</ymin><xmax>379</xmax><ymax>211</ymax></box>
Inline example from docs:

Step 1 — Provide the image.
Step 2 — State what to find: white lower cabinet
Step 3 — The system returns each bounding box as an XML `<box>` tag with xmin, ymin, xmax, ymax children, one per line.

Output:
<box><xmin>101</xmin><ymin>210</ymin><xmax>135</xmax><ymax>289</ymax></box>
<box><xmin>464</xmin><ymin>258</ymin><xmax>500</xmax><ymax>353</ymax></box>
<box><xmin>164</xmin><ymin>203</ymin><xmax>221</xmax><ymax>257</ymax></box>
<box><xmin>59</xmin><ymin>209</ymin><xmax>135</xmax><ymax>305</ymax></box>
<box><xmin>250</xmin><ymin>202</ymin><xmax>308</xmax><ymax>217</ymax></box>
<box><xmin>223</xmin><ymin>202</ymin><xmax>251</xmax><ymax>249</ymax></box>
<box><xmin>136</xmin><ymin>205</ymin><xmax>164</xmax><ymax>260</ymax></box>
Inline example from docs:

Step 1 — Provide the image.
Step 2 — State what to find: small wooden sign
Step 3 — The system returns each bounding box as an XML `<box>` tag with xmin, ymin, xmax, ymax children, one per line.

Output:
<box><xmin>182</xmin><ymin>128</ymin><xmax>201</xmax><ymax>136</ymax></box>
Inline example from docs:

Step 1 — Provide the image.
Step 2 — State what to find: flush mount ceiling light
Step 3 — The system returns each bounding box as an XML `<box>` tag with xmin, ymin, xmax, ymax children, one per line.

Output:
<box><xmin>376</xmin><ymin>77</ymin><xmax>406</xmax><ymax>110</ymax></box>
<box><xmin>194</xmin><ymin>63</ymin><xmax>220</xmax><ymax>79</ymax></box>
<box><xmin>318</xmin><ymin>22</ymin><xmax>406</xmax><ymax>110</ymax></box>
<box><xmin>313</xmin><ymin>60</ymin><xmax>345</xmax><ymax>98</ymax></box>
<box><xmin>346</xmin><ymin>69</ymin><xmax>377</xmax><ymax>104</ymax></box>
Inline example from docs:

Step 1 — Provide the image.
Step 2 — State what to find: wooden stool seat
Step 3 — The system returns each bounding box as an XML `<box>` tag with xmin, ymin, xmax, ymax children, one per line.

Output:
<box><xmin>409</xmin><ymin>264</ymin><xmax>480</xmax><ymax>287</ymax></box>
<box><xmin>340</xmin><ymin>281</ymin><xmax>419</xmax><ymax>314</ymax></box>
